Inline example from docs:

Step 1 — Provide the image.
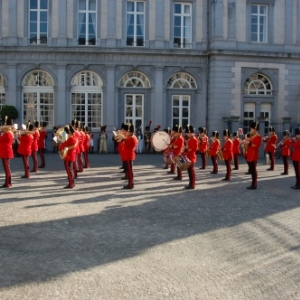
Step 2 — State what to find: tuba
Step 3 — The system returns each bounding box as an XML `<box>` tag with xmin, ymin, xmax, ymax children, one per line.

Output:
<box><xmin>55</xmin><ymin>128</ymin><xmax>69</xmax><ymax>160</ymax></box>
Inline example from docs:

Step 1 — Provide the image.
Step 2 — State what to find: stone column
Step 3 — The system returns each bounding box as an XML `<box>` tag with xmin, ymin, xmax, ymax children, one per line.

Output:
<box><xmin>228</xmin><ymin>0</ymin><xmax>236</xmax><ymax>40</ymax></box>
<box><xmin>298</xmin><ymin>0</ymin><xmax>300</xmax><ymax>43</ymax></box>
<box><xmin>57</xmin><ymin>65</ymin><xmax>67</xmax><ymax>125</ymax></box>
<box><xmin>7</xmin><ymin>64</ymin><xmax>18</xmax><ymax>118</ymax></box>
<box><xmin>282</xmin><ymin>117</ymin><xmax>292</xmax><ymax>131</ymax></box>
<box><xmin>214</xmin><ymin>0</ymin><xmax>223</xmax><ymax>39</ymax></box>
<box><xmin>107</xmin><ymin>0</ymin><xmax>116</xmax><ymax>47</ymax></box>
<box><xmin>155</xmin><ymin>0</ymin><xmax>164</xmax><ymax>48</ymax></box>
<box><xmin>285</xmin><ymin>0</ymin><xmax>293</xmax><ymax>44</ymax></box>
<box><xmin>57</xmin><ymin>0</ymin><xmax>67</xmax><ymax>46</ymax></box>
<box><xmin>106</xmin><ymin>65</ymin><xmax>116</xmax><ymax>152</ymax></box>
<box><xmin>153</xmin><ymin>66</ymin><xmax>164</xmax><ymax>126</ymax></box>
<box><xmin>8</xmin><ymin>0</ymin><xmax>17</xmax><ymax>45</ymax></box>
<box><xmin>222</xmin><ymin>117</ymin><xmax>230</xmax><ymax>130</ymax></box>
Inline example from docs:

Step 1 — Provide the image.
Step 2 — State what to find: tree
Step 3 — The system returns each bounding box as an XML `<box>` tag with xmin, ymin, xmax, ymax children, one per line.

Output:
<box><xmin>0</xmin><ymin>105</ymin><xmax>18</xmax><ymax>121</ymax></box>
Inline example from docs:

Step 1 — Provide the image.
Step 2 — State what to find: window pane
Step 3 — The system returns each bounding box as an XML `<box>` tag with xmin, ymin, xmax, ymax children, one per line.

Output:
<box><xmin>251</xmin><ymin>5</ymin><xmax>258</xmax><ymax>14</ymax></box>
<box><xmin>174</xmin><ymin>4</ymin><xmax>181</xmax><ymax>14</ymax></box>
<box><xmin>89</xmin><ymin>0</ymin><xmax>96</xmax><ymax>11</ymax></box>
<box><xmin>30</xmin><ymin>11</ymin><xmax>38</xmax><ymax>21</ymax></box>
<box><xmin>40</xmin><ymin>12</ymin><xmax>48</xmax><ymax>22</ymax></box>
<box><xmin>40</xmin><ymin>0</ymin><xmax>48</xmax><ymax>9</ymax></box>
<box><xmin>79</xmin><ymin>0</ymin><xmax>86</xmax><ymax>10</ymax></box>
<box><xmin>30</xmin><ymin>0</ymin><xmax>38</xmax><ymax>9</ymax></box>
<box><xmin>184</xmin><ymin>5</ymin><xmax>190</xmax><ymax>14</ymax></box>
<box><xmin>137</xmin><ymin>2</ymin><xmax>144</xmax><ymax>12</ymax></box>
<box><xmin>127</xmin><ymin>2</ymin><xmax>134</xmax><ymax>12</ymax></box>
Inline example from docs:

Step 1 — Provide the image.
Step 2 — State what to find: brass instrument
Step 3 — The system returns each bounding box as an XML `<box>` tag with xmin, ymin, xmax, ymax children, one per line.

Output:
<box><xmin>217</xmin><ymin>150</ymin><xmax>224</xmax><ymax>161</ymax></box>
<box><xmin>205</xmin><ymin>149</ymin><xmax>211</xmax><ymax>158</ymax></box>
<box><xmin>113</xmin><ymin>130</ymin><xmax>125</xmax><ymax>142</ymax></box>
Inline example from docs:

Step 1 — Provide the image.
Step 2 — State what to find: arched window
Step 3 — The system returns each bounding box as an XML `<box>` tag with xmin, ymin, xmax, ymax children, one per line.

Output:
<box><xmin>71</xmin><ymin>71</ymin><xmax>103</xmax><ymax>129</ymax></box>
<box><xmin>22</xmin><ymin>70</ymin><xmax>54</xmax><ymax>127</ymax></box>
<box><xmin>244</xmin><ymin>73</ymin><xmax>272</xmax><ymax>95</ymax></box>
<box><xmin>0</xmin><ymin>74</ymin><xmax>5</xmax><ymax>113</ymax></box>
<box><xmin>167</xmin><ymin>72</ymin><xmax>197</xmax><ymax>89</ymax></box>
<box><xmin>119</xmin><ymin>71</ymin><xmax>150</xmax><ymax>130</ymax></box>
<box><xmin>167</xmin><ymin>72</ymin><xmax>197</xmax><ymax>128</ymax></box>
<box><xmin>119</xmin><ymin>71</ymin><xmax>151</xmax><ymax>88</ymax></box>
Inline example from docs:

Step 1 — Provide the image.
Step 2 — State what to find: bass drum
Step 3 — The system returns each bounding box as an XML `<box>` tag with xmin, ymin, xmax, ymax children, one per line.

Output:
<box><xmin>151</xmin><ymin>131</ymin><xmax>171</xmax><ymax>151</ymax></box>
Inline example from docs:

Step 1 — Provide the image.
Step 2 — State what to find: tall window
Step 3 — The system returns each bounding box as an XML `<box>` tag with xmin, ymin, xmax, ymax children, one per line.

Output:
<box><xmin>22</xmin><ymin>70</ymin><xmax>54</xmax><ymax>127</ymax></box>
<box><xmin>244</xmin><ymin>73</ymin><xmax>272</xmax><ymax>95</ymax></box>
<box><xmin>260</xmin><ymin>103</ymin><xmax>271</xmax><ymax>135</ymax></box>
<box><xmin>0</xmin><ymin>74</ymin><xmax>5</xmax><ymax>113</ymax></box>
<box><xmin>173</xmin><ymin>3</ymin><xmax>192</xmax><ymax>48</ymax></box>
<box><xmin>243</xmin><ymin>103</ymin><xmax>255</xmax><ymax>134</ymax></box>
<box><xmin>29</xmin><ymin>0</ymin><xmax>48</xmax><ymax>44</ymax></box>
<box><xmin>172</xmin><ymin>95</ymin><xmax>190</xmax><ymax>128</ymax></box>
<box><xmin>251</xmin><ymin>4</ymin><xmax>267</xmax><ymax>43</ymax></box>
<box><xmin>125</xmin><ymin>95</ymin><xmax>143</xmax><ymax>130</ymax></box>
<box><xmin>78</xmin><ymin>0</ymin><xmax>96</xmax><ymax>45</ymax></box>
<box><xmin>126</xmin><ymin>1</ymin><xmax>145</xmax><ymax>47</ymax></box>
<box><xmin>71</xmin><ymin>71</ymin><xmax>102</xmax><ymax>129</ymax></box>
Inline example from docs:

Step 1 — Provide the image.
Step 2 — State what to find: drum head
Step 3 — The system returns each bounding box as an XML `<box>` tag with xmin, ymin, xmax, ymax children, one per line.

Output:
<box><xmin>151</xmin><ymin>131</ymin><xmax>171</xmax><ymax>151</ymax></box>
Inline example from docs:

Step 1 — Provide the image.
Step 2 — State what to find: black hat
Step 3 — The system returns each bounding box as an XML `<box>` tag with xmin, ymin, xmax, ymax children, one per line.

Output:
<box><xmin>185</xmin><ymin>125</ymin><xmax>194</xmax><ymax>133</ymax></box>
<box><xmin>145</xmin><ymin>126</ymin><xmax>150</xmax><ymax>130</ymax></box>
<box><xmin>121</xmin><ymin>123</ymin><xmax>126</xmax><ymax>130</ymax></box>
<box><xmin>233</xmin><ymin>131</ymin><xmax>238</xmax><ymax>137</ymax></box>
<box><xmin>198</xmin><ymin>127</ymin><xmax>207</xmax><ymax>134</ymax></box>
<box><xmin>153</xmin><ymin>125</ymin><xmax>161</xmax><ymax>132</ymax></box>
<box><xmin>28</xmin><ymin>124</ymin><xmax>34</xmax><ymax>131</ymax></box>
<box><xmin>163</xmin><ymin>128</ymin><xmax>171</xmax><ymax>135</ymax></box>
<box><xmin>212</xmin><ymin>131</ymin><xmax>219</xmax><ymax>138</ymax></box>
<box><xmin>246</xmin><ymin>132</ymin><xmax>251</xmax><ymax>138</ymax></box>
<box><xmin>172</xmin><ymin>125</ymin><xmax>182</xmax><ymax>133</ymax></box>
<box><xmin>75</xmin><ymin>120</ymin><xmax>81</xmax><ymax>128</ymax></box>
<box><xmin>295</xmin><ymin>128</ymin><xmax>300</xmax><ymax>135</ymax></box>
<box><xmin>223</xmin><ymin>129</ymin><xmax>230</xmax><ymax>137</ymax></box>
<box><xmin>71</xmin><ymin>119</ymin><xmax>76</xmax><ymax>127</ymax></box>
<box><xmin>122</xmin><ymin>124</ymin><xmax>129</xmax><ymax>131</ymax></box>
<box><xmin>34</xmin><ymin>121</ymin><xmax>39</xmax><ymax>128</ymax></box>
<box><xmin>101</xmin><ymin>125</ymin><xmax>107</xmax><ymax>132</ymax></box>
<box><xmin>250</xmin><ymin>121</ymin><xmax>259</xmax><ymax>131</ymax></box>
<box><xmin>282</xmin><ymin>130</ymin><xmax>290</xmax><ymax>137</ymax></box>
<box><xmin>2</xmin><ymin>116</ymin><xmax>13</xmax><ymax>126</ymax></box>
<box><xmin>41</xmin><ymin>121</ymin><xmax>48</xmax><ymax>127</ymax></box>
<box><xmin>269</xmin><ymin>126</ymin><xmax>275</xmax><ymax>132</ymax></box>
<box><xmin>127</xmin><ymin>123</ymin><xmax>134</xmax><ymax>133</ymax></box>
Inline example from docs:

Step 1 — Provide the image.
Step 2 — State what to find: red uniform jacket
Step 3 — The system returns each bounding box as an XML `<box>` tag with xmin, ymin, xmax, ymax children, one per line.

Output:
<box><xmin>264</xmin><ymin>134</ymin><xmax>278</xmax><ymax>152</ymax></box>
<box><xmin>172</xmin><ymin>135</ymin><xmax>184</xmax><ymax>157</ymax></box>
<box><xmin>73</xmin><ymin>130</ymin><xmax>81</xmax><ymax>154</ymax></box>
<box><xmin>232</xmin><ymin>138</ymin><xmax>241</xmax><ymax>154</ymax></box>
<box><xmin>59</xmin><ymin>135</ymin><xmax>78</xmax><ymax>161</ymax></box>
<box><xmin>281</xmin><ymin>138</ymin><xmax>291</xmax><ymax>156</ymax></box>
<box><xmin>38</xmin><ymin>130</ymin><xmax>47</xmax><ymax>148</ymax></box>
<box><xmin>210</xmin><ymin>139</ymin><xmax>220</xmax><ymax>156</ymax></box>
<box><xmin>199</xmin><ymin>135</ymin><xmax>208</xmax><ymax>153</ymax></box>
<box><xmin>223</xmin><ymin>139</ymin><xmax>233</xmax><ymax>160</ymax></box>
<box><xmin>247</xmin><ymin>134</ymin><xmax>262</xmax><ymax>162</ymax></box>
<box><xmin>79</xmin><ymin>131</ymin><xmax>85</xmax><ymax>152</ymax></box>
<box><xmin>84</xmin><ymin>133</ymin><xmax>91</xmax><ymax>151</ymax></box>
<box><xmin>292</xmin><ymin>139</ymin><xmax>300</xmax><ymax>161</ymax></box>
<box><xmin>0</xmin><ymin>131</ymin><xmax>14</xmax><ymax>159</ymax></box>
<box><xmin>122</xmin><ymin>135</ymin><xmax>138</xmax><ymax>161</ymax></box>
<box><xmin>32</xmin><ymin>130</ymin><xmax>40</xmax><ymax>151</ymax></box>
<box><xmin>18</xmin><ymin>134</ymin><xmax>33</xmax><ymax>156</ymax></box>
<box><xmin>186</xmin><ymin>136</ymin><xmax>198</xmax><ymax>163</ymax></box>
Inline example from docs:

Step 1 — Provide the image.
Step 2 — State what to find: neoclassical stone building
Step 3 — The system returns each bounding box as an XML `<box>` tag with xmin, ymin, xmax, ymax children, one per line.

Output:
<box><xmin>0</xmin><ymin>0</ymin><xmax>300</xmax><ymax>150</ymax></box>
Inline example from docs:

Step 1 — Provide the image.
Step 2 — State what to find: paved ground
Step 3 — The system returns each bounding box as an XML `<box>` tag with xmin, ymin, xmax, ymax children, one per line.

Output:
<box><xmin>0</xmin><ymin>152</ymin><xmax>300</xmax><ymax>300</ymax></box>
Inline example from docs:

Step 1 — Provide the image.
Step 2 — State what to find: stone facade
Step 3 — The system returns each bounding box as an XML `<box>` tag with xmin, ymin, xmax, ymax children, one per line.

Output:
<box><xmin>0</xmin><ymin>0</ymin><xmax>299</xmax><ymax>151</ymax></box>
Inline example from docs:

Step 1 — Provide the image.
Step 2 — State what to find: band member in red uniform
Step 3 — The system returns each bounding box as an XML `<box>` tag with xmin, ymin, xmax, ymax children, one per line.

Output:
<box><xmin>75</xmin><ymin>120</ymin><xmax>84</xmax><ymax>173</ymax></box>
<box><xmin>71</xmin><ymin>120</ymin><xmax>80</xmax><ymax>178</ymax></box>
<box><xmin>122</xmin><ymin>123</ymin><xmax>138</xmax><ymax>189</ymax></box>
<box><xmin>222</xmin><ymin>129</ymin><xmax>233</xmax><ymax>181</ymax></box>
<box><xmin>279</xmin><ymin>130</ymin><xmax>291</xmax><ymax>175</ymax></box>
<box><xmin>17</xmin><ymin>124</ymin><xmax>34</xmax><ymax>178</ymax></box>
<box><xmin>198</xmin><ymin>127</ymin><xmax>208</xmax><ymax>169</ymax></box>
<box><xmin>291</xmin><ymin>128</ymin><xmax>300</xmax><ymax>189</ymax></box>
<box><xmin>30</xmin><ymin>122</ymin><xmax>40</xmax><ymax>172</ymax></box>
<box><xmin>210</xmin><ymin>131</ymin><xmax>220</xmax><ymax>174</ymax></box>
<box><xmin>184</xmin><ymin>125</ymin><xmax>198</xmax><ymax>189</ymax></box>
<box><xmin>170</xmin><ymin>125</ymin><xmax>184</xmax><ymax>180</ymax></box>
<box><xmin>83</xmin><ymin>125</ymin><xmax>91</xmax><ymax>168</ymax></box>
<box><xmin>263</xmin><ymin>126</ymin><xmax>278</xmax><ymax>171</ymax></box>
<box><xmin>59</xmin><ymin>125</ymin><xmax>78</xmax><ymax>189</ymax></box>
<box><xmin>232</xmin><ymin>131</ymin><xmax>242</xmax><ymax>170</ymax></box>
<box><xmin>244</xmin><ymin>121</ymin><xmax>262</xmax><ymax>190</ymax></box>
<box><xmin>38</xmin><ymin>121</ymin><xmax>47</xmax><ymax>168</ymax></box>
<box><xmin>0</xmin><ymin>117</ymin><xmax>14</xmax><ymax>188</ymax></box>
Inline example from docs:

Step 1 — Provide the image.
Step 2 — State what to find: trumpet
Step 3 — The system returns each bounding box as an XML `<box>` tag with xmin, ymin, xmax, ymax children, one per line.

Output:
<box><xmin>276</xmin><ymin>140</ymin><xmax>284</xmax><ymax>148</ymax></box>
<box><xmin>113</xmin><ymin>130</ymin><xmax>125</xmax><ymax>142</ymax></box>
<box><xmin>205</xmin><ymin>149</ymin><xmax>211</xmax><ymax>158</ymax></box>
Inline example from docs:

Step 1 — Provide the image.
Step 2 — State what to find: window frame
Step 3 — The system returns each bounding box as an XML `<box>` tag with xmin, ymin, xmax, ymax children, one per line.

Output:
<box><xmin>171</xmin><ymin>94</ymin><xmax>190</xmax><ymax>128</ymax></box>
<box><xmin>246</xmin><ymin>0</ymin><xmax>274</xmax><ymax>44</ymax></box>
<box><xmin>28</xmin><ymin>0</ymin><xmax>49</xmax><ymax>45</ymax></box>
<box><xmin>77</xmin><ymin>0</ymin><xmax>97</xmax><ymax>46</ymax></box>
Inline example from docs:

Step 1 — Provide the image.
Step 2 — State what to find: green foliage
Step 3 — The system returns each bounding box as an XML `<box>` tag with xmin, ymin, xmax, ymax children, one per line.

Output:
<box><xmin>0</xmin><ymin>105</ymin><xmax>18</xmax><ymax>120</ymax></box>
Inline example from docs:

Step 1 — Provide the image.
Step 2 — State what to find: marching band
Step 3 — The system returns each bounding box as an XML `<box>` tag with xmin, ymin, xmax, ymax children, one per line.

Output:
<box><xmin>1</xmin><ymin>116</ymin><xmax>300</xmax><ymax>191</ymax></box>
